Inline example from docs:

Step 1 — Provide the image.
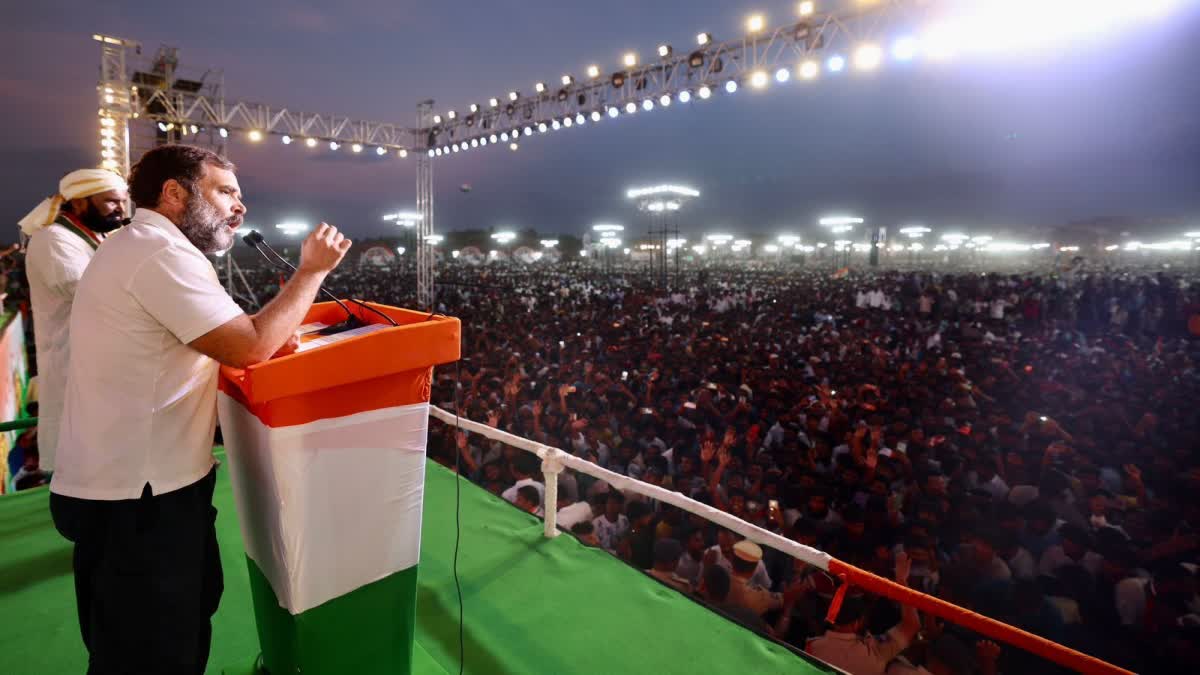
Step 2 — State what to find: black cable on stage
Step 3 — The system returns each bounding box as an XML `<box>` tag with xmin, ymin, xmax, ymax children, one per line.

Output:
<box><xmin>452</xmin><ymin>358</ymin><xmax>465</xmax><ymax>675</ymax></box>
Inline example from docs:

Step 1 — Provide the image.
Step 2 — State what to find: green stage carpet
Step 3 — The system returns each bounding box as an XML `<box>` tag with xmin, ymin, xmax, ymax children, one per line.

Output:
<box><xmin>0</xmin><ymin>453</ymin><xmax>830</xmax><ymax>674</ymax></box>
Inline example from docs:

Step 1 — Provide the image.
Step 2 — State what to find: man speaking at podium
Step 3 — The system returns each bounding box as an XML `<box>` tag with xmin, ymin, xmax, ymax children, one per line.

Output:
<box><xmin>49</xmin><ymin>144</ymin><xmax>352</xmax><ymax>674</ymax></box>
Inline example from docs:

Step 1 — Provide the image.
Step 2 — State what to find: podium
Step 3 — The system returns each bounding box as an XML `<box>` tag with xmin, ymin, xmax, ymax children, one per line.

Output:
<box><xmin>216</xmin><ymin>302</ymin><xmax>460</xmax><ymax>675</ymax></box>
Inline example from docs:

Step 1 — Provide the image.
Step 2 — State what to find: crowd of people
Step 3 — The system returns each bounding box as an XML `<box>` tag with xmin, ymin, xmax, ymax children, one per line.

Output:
<box><xmin>8</xmin><ymin>245</ymin><xmax>1200</xmax><ymax>673</ymax></box>
<box><xmin>315</xmin><ymin>257</ymin><xmax>1197</xmax><ymax>674</ymax></box>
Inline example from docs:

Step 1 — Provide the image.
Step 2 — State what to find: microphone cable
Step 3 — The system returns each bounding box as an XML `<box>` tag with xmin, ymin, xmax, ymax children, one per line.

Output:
<box><xmin>452</xmin><ymin>358</ymin><xmax>465</xmax><ymax>675</ymax></box>
<box><xmin>242</xmin><ymin>233</ymin><xmax>398</xmax><ymax>328</ymax></box>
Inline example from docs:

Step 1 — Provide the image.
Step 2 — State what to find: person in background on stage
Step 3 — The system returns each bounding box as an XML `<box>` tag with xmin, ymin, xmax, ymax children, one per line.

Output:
<box><xmin>49</xmin><ymin>144</ymin><xmax>351</xmax><ymax>674</ymax></box>
<box><xmin>18</xmin><ymin>168</ymin><xmax>128</xmax><ymax>473</ymax></box>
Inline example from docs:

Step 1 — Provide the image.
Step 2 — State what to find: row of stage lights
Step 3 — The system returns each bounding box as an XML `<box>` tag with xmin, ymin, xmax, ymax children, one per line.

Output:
<box><xmin>425</xmin><ymin>9</ymin><xmax>932</xmax><ymax>157</ymax></box>
<box><xmin>149</xmin><ymin>121</ymin><xmax>413</xmax><ymax>158</ymax></box>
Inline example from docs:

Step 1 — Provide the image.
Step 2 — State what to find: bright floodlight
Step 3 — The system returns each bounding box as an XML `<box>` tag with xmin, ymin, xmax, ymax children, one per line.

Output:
<box><xmin>587</xmin><ymin>64</ymin><xmax>601</xmax><ymax>78</ymax></box>
<box><xmin>778</xmin><ymin>235</ymin><xmax>800</xmax><ymax>245</ymax></box>
<box><xmin>593</xmin><ymin>224</ymin><xmax>625</xmax><ymax>232</ymax></box>
<box><xmin>509</xmin><ymin>142</ymin><xmax>519</xmax><ymax>151</ymax></box>
<box><xmin>329</xmin><ymin>141</ymin><xmax>340</xmax><ymax>150</ymax></box>
<box><xmin>351</xmin><ymin>143</ymin><xmax>363</xmax><ymax>153</ymax></box>
<box><xmin>893</xmin><ymin>36</ymin><xmax>919</xmax><ymax>61</ymax></box>
<box><xmin>827</xmin><ymin>55</ymin><xmax>845</xmax><ymax>72</ymax></box>
<box><xmin>1185</xmin><ymin>231</ymin><xmax>1200</xmax><ymax>239</ymax></box>
<box><xmin>798</xmin><ymin>1</ymin><xmax>815</xmax><ymax>17</ymax></box>
<box><xmin>697</xmin><ymin>32</ymin><xmax>713</xmax><ymax>46</ymax></box>
<box><xmin>508</xmin><ymin>91</ymin><xmax>519</xmax><ymax>101</ymax></box>
<box><xmin>679</xmin><ymin>90</ymin><xmax>692</xmax><ymax>103</ymax></box>
<box><xmin>658</xmin><ymin>44</ymin><xmax>672</xmax><ymax>58</ymax></box>
<box><xmin>248</xmin><ymin>129</ymin><xmax>263</xmax><ymax>142</ymax></box>
<box><xmin>799</xmin><ymin>60</ymin><xmax>819</xmax><ymax>79</ymax></box>
<box><xmin>538</xmin><ymin>122</ymin><xmax>548</xmax><ymax>133</ymax></box>
<box><xmin>551</xmin><ymin>119</ymin><xmax>561</xmax><ymax>130</ymax></box>
<box><xmin>275</xmin><ymin>222</ymin><xmax>308</xmax><ymax>234</ymax></box>
<box><xmin>751</xmin><ymin>70</ymin><xmax>769</xmax><ymax>88</ymax></box>
<box><xmin>535</xmin><ymin>82</ymin><xmax>546</xmax><ymax>93</ymax></box>
<box><xmin>764</xmin><ymin>244</ymin><xmax>781</xmax><ymax>253</ymax></box>
<box><xmin>725</xmin><ymin>80</ymin><xmax>738</xmax><ymax>93</ymax></box>
<box><xmin>698</xmin><ymin>85</ymin><xmax>712</xmax><ymax>99</ymax></box>
<box><xmin>305</xmin><ymin>137</ymin><xmax>317</xmax><ymax>148</ymax></box>
<box><xmin>608</xmin><ymin>106</ymin><xmax>620</xmax><ymax>118</ymax></box>
<box><xmin>854</xmin><ymin>43</ymin><xmax>883</xmax><ymax>70</ymax></box>
<box><xmin>643</xmin><ymin>99</ymin><xmax>654</xmax><ymax>111</ymax></box>
<box><xmin>775</xmin><ymin>67</ymin><xmax>790</xmax><ymax>83</ymax></box>
<box><xmin>627</xmin><ymin>185</ymin><xmax>701</xmax><ymax>199</ymax></box>
<box><xmin>540</xmin><ymin>239</ymin><xmax>559</xmax><ymax>247</ymax></box>
<box><xmin>491</xmin><ymin>231</ymin><xmax>516</xmax><ymax>243</ymax></box>
<box><xmin>375</xmin><ymin>146</ymin><xmax>387</xmax><ymax>155</ymax></box>
<box><xmin>625</xmin><ymin>102</ymin><xmax>637</xmax><ymax>114</ymax></box>
<box><xmin>433</xmin><ymin>114</ymin><xmax>443</xmax><ymax>124</ymax></box>
<box><xmin>971</xmin><ymin>235</ymin><xmax>994</xmax><ymax>244</ymax></box>
<box><xmin>819</xmin><ymin>216</ymin><xmax>864</xmax><ymax>227</ymax></box>
<box><xmin>659</xmin><ymin>94</ymin><xmax>672</xmax><ymax>107</ymax></box>
<box><xmin>941</xmin><ymin>233</ymin><xmax>969</xmax><ymax>243</ymax></box>
<box><xmin>281</xmin><ymin>135</ymin><xmax>292</xmax><ymax>145</ymax></box>
<box><xmin>747</xmin><ymin>14</ymin><xmax>766</xmax><ymax>33</ymax></box>
<box><xmin>562</xmin><ymin>75</ymin><xmax>574</xmax><ymax>86</ymax></box>
<box><xmin>489</xmin><ymin>97</ymin><xmax>499</xmax><ymax>108</ymax></box>
<box><xmin>1105</xmin><ymin>244</ymin><xmax>1120</xmax><ymax>251</ymax></box>
<box><xmin>591</xmin><ymin>110</ymin><xmax>602</xmax><ymax>121</ymax></box>
<box><xmin>623</xmin><ymin>52</ymin><xmax>638</xmax><ymax>67</ymax></box>
<box><xmin>218</xmin><ymin>127</ymin><xmax>229</xmax><ymax>138</ymax></box>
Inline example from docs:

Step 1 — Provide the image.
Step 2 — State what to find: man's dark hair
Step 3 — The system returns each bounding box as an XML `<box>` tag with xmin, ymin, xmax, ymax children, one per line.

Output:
<box><xmin>703</xmin><ymin>564</ymin><xmax>732</xmax><ymax>602</ymax></box>
<box><xmin>571</xmin><ymin>520</ymin><xmax>595</xmax><ymax>536</ymax></box>
<box><xmin>517</xmin><ymin>485</ymin><xmax>540</xmax><ymax>507</ymax></box>
<box><xmin>128</xmin><ymin>144</ymin><xmax>235</xmax><ymax>209</ymax></box>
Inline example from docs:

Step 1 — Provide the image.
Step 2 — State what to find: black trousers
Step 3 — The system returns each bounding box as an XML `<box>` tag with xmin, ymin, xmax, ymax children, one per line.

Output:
<box><xmin>50</xmin><ymin>467</ymin><xmax>224</xmax><ymax>675</ymax></box>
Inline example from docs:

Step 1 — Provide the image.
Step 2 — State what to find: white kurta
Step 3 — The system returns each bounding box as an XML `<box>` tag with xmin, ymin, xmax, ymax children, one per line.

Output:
<box><xmin>25</xmin><ymin>222</ymin><xmax>96</xmax><ymax>471</ymax></box>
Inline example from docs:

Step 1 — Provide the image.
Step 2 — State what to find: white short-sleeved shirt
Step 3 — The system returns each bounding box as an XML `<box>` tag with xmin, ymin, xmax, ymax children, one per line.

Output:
<box><xmin>25</xmin><ymin>219</ymin><xmax>97</xmax><ymax>470</ymax></box>
<box><xmin>52</xmin><ymin>209</ymin><xmax>244</xmax><ymax>501</ymax></box>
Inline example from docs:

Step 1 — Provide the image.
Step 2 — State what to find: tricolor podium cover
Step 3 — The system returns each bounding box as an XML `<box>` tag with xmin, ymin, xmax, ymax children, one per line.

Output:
<box><xmin>216</xmin><ymin>303</ymin><xmax>460</xmax><ymax>675</ymax></box>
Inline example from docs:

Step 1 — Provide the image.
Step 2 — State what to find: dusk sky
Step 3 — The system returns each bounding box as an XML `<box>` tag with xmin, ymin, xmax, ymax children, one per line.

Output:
<box><xmin>2</xmin><ymin>0</ymin><xmax>1199</xmax><ymax>243</ymax></box>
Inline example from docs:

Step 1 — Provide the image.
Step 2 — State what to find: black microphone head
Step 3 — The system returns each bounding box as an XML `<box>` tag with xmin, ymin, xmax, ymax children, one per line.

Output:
<box><xmin>118</xmin><ymin>217</ymin><xmax>133</xmax><ymax>226</ymax></box>
<box><xmin>243</xmin><ymin>231</ymin><xmax>265</xmax><ymax>247</ymax></box>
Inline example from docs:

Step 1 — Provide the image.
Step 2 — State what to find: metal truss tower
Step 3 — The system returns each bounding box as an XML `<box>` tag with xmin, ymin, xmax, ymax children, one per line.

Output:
<box><xmin>415</xmin><ymin>101</ymin><xmax>436</xmax><ymax>310</ymax></box>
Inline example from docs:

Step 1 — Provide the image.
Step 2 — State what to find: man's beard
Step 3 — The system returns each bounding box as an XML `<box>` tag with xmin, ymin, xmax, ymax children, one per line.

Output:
<box><xmin>179</xmin><ymin>191</ymin><xmax>240</xmax><ymax>254</ymax></box>
<box><xmin>79</xmin><ymin>200</ymin><xmax>124</xmax><ymax>234</ymax></box>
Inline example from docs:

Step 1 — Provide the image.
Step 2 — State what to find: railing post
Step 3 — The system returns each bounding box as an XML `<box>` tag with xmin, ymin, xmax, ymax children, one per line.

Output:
<box><xmin>540</xmin><ymin>448</ymin><xmax>565</xmax><ymax>538</ymax></box>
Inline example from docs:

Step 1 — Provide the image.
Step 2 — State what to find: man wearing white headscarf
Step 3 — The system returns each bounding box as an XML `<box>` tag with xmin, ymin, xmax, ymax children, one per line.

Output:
<box><xmin>19</xmin><ymin>168</ymin><xmax>128</xmax><ymax>471</ymax></box>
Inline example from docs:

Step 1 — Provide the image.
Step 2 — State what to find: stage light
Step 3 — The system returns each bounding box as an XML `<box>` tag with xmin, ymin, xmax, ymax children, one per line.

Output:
<box><xmin>608</xmin><ymin>106</ymin><xmax>619</xmax><ymax>118</ymax></box>
<box><xmin>469</xmin><ymin>103</ymin><xmax>479</xmax><ymax>113</ymax></box>
<box><xmin>643</xmin><ymin>99</ymin><xmax>654</xmax><ymax>111</ymax></box>
<box><xmin>725</xmin><ymin>79</ymin><xmax>738</xmax><ymax>93</ymax></box>
<box><xmin>399</xmin><ymin>149</ymin><xmax>409</xmax><ymax>158</ymax></box>
<box><xmin>892</xmin><ymin>36</ymin><xmax>919</xmax><ymax>61</ymax></box>
<box><xmin>489</xmin><ymin>134</ymin><xmax>498</xmax><ymax>143</ymax></box>
<box><xmin>592</xmin><ymin>110</ymin><xmax>603</xmax><ymax>121</ymax></box>
<box><xmin>623</xmin><ymin>52</ymin><xmax>638</xmax><ymax>67</ymax></box>
<box><xmin>470</xmin><ymin>138</ymin><xmax>479</xmax><ymax>147</ymax></box>
<box><xmin>447</xmin><ymin>111</ymin><xmax>457</xmax><ymax>120</ymax></box>
<box><xmin>658</xmin><ymin>44</ymin><xmax>672</xmax><ymax>58</ymax></box>
<box><xmin>351</xmin><ymin>143</ymin><xmax>363</xmax><ymax>153</ymax></box>
<box><xmin>698</xmin><ymin>85</ymin><xmax>712</xmax><ymax>99</ymax></box>
<box><xmin>190</xmin><ymin>124</ymin><xmax>199</xmax><ymax>134</ymax></box>
<box><xmin>563</xmin><ymin>116</ymin><xmax>572</xmax><ymax>128</ymax></box>
<box><xmin>480</xmin><ymin>137</ymin><xmax>488</xmax><ymax>146</ymax></box>
<box><xmin>508</xmin><ymin>91</ymin><xmax>519</xmax><ymax>101</ymax></box>
<box><xmin>489</xmin><ymin>97</ymin><xmax>499</xmax><ymax>108</ymax></box>
<box><xmin>775</xmin><ymin>67</ymin><xmax>790</xmax><ymax>83</ymax></box>
<box><xmin>697</xmin><ymin>32</ymin><xmax>712</xmax><ymax>46</ymax></box>
<box><xmin>538</xmin><ymin>122</ymin><xmax>548</xmax><ymax>133</ymax></box>
<box><xmin>561</xmin><ymin>74</ymin><xmax>574</xmax><ymax>87</ymax></box>
<box><xmin>575</xmin><ymin>113</ymin><xmax>586</xmax><ymax>125</ymax></box>
<box><xmin>587</xmin><ymin>64</ymin><xmax>601</xmax><ymax>78</ymax></box>
<box><xmin>433</xmin><ymin>148</ymin><xmax>440</xmax><ymax>156</ymax></box>
<box><xmin>329</xmin><ymin>141</ymin><xmax>340</xmax><ymax>150</ymax></box>
<box><xmin>798</xmin><ymin>1</ymin><xmax>814</xmax><ymax>16</ymax></box>
<box><xmin>678</xmin><ymin>90</ymin><xmax>691</xmax><ymax>103</ymax></box>
<box><xmin>625</xmin><ymin>102</ymin><xmax>637</xmax><ymax>114</ymax></box>
<box><xmin>854</xmin><ymin>43</ymin><xmax>883</xmax><ymax>70</ymax></box>
<box><xmin>218</xmin><ymin>127</ymin><xmax>229</xmax><ymax>138</ymax></box>
<box><xmin>165</xmin><ymin>123</ymin><xmax>175</xmax><ymax>131</ymax></box>
<box><xmin>751</xmin><ymin>70</ymin><xmax>769</xmax><ymax>88</ymax></box>
<box><xmin>281</xmin><ymin>135</ymin><xmax>292</xmax><ymax>145</ymax></box>
<box><xmin>500</xmin><ymin>132</ymin><xmax>509</xmax><ymax>141</ymax></box>
<box><xmin>659</xmin><ymin>94</ymin><xmax>671</xmax><ymax>107</ymax></box>
<box><xmin>305</xmin><ymin>137</ymin><xmax>317</xmax><ymax>148</ymax></box>
<box><xmin>510</xmin><ymin>142</ymin><xmax>520</xmax><ymax>151</ymax></box>
<box><xmin>433</xmin><ymin>114</ymin><xmax>442</xmax><ymax>124</ymax></box>
<box><xmin>747</xmin><ymin>14</ymin><xmax>766</xmax><ymax>33</ymax></box>
<box><xmin>523</xmin><ymin>126</ymin><xmax>533</xmax><ymax>136</ymax></box>
<box><xmin>551</xmin><ymin>119</ymin><xmax>560</xmax><ymax>130</ymax></box>
<box><xmin>453</xmin><ymin>144</ymin><xmax>461</xmax><ymax>153</ymax></box>
<box><xmin>157</xmin><ymin>122</ymin><xmax>168</xmax><ymax>132</ymax></box>
<box><xmin>827</xmin><ymin>55</ymin><xmax>845</xmax><ymax>72</ymax></box>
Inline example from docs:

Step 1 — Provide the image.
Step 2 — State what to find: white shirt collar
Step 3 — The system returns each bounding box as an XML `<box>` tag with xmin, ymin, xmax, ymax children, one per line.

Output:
<box><xmin>131</xmin><ymin>208</ymin><xmax>194</xmax><ymax>248</ymax></box>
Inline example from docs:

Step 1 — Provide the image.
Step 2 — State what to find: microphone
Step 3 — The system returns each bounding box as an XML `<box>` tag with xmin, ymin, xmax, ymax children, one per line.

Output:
<box><xmin>241</xmin><ymin>232</ymin><xmax>398</xmax><ymax>333</ymax></box>
<box><xmin>118</xmin><ymin>217</ymin><xmax>133</xmax><ymax>226</ymax></box>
